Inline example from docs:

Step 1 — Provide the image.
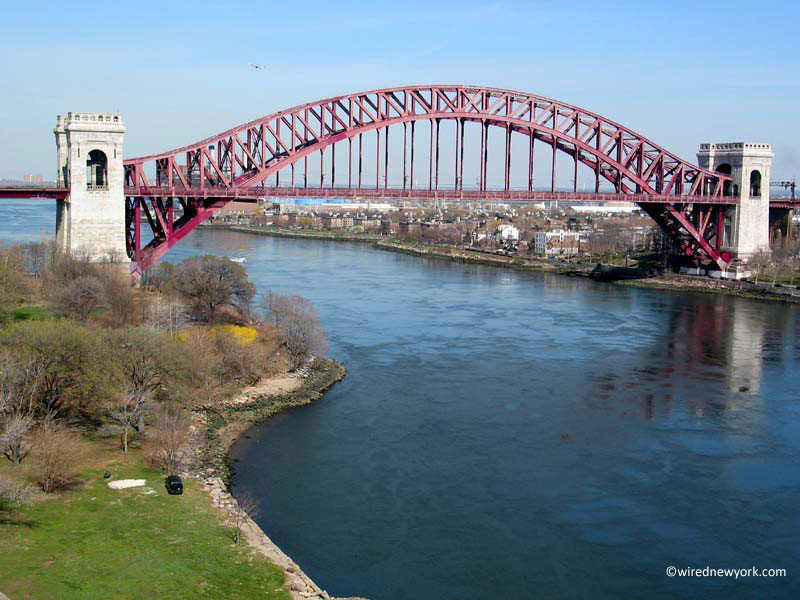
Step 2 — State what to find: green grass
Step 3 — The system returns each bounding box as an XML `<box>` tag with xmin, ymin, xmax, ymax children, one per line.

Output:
<box><xmin>11</xmin><ymin>305</ymin><xmax>53</xmax><ymax>321</ymax></box>
<box><xmin>0</xmin><ymin>453</ymin><xmax>290</xmax><ymax>600</ymax></box>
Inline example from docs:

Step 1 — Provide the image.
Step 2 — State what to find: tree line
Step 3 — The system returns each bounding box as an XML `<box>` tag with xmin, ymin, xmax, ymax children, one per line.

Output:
<box><xmin>0</xmin><ymin>243</ymin><xmax>327</xmax><ymax>512</ymax></box>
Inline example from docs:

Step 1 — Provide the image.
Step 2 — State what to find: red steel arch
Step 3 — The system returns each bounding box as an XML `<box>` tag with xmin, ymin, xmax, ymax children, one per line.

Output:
<box><xmin>124</xmin><ymin>85</ymin><xmax>734</xmax><ymax>272</ymax></box>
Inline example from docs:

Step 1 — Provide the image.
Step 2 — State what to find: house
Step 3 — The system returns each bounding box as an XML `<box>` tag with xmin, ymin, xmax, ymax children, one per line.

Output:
<box><xmin>534</xmin><ymin>230</ymin><xmax>580</xmax><ymax>256</ymax></box>
<box><xmin>496</xmin><ymin>223</ymin><xmax>520</xmax><ymax>242</ymax></box>
<box><xmin>322</xmin><ymin>215</ymin><xmax>344</xmax><ymax>229</ymax></box>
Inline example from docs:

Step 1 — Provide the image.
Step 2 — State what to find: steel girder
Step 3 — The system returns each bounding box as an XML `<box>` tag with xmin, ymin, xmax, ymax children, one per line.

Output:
<box><xmin>123</xmin><ymin>85</ymin><xmax>735</xmax><ymax>273</ymax></box>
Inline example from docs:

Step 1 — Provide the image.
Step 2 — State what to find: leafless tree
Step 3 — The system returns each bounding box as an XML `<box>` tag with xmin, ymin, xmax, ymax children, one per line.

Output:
<box><xmin>109</xmin><ymin>328</ymin><xmax>172</xmax><ymax>433</ymax></box>
<box><xmin>232</xmin><ymin>492</ymin><xmax>261</xmax><ymax>544</ymax></box>
<box><xmin>106</xmin><ymin>389</ymin><xmax>152</xmax><ymax>453</ymax></box>
<box><xmin>29</xmin><ymin>425</ymin><xmax>86</xmax><ymax>493</ymax></box>
<box><xmin>146</xmin><ymin>295</ymin><xmax>188</xmax><ymax>335</ymax></box>
<box><xmin>769</xmin><ymin>248</ymin><xmax>793</xmax><ymax>285</ymax></box>
<box><xmin>0</xmin><ymin>476</ymin><xmax>33</xmax><ymax>516</ymax></box>
<box><xmin>0</xmin><ymin>351</ymin><xmax>44</xmax><ymax>464</ymax></box>
<box><xmin>1</xmin><ymin>413</ymin><xmax>34</xmax><ymax>465</ymax></box>
<box><xmin>171</xmin><ymin>255</ymin><xmax>255</xmax><ymax>319</ymax></box>
<box><xmin>56</xmin><ymin>274</ymin><xmax>104</xmax><ymax>321</ymax></box>
<box><xmin>147</xmin><ymin>404</ymin><xmax>190</xmax><ymax>474</ymax></box>
<box><xmin>749</xmin><ymin>249</ymin><xmax>772</xmax><ymax>284</ymax></box>
<box><xmin>263</xmin><ymin>292</ymin><xmax>328</xmax><ymax>369</ymax></box>
<box><xmin>104</xmin><ymin>273</ymin><xmax>139</xmax><ymax>326</ymax></box>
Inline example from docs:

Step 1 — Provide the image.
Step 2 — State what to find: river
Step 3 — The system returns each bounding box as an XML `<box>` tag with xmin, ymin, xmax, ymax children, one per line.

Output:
<box><xmin>1</xmin><ymin>200</ymin><xmax>799</xmax><ymax>599</ymax></box>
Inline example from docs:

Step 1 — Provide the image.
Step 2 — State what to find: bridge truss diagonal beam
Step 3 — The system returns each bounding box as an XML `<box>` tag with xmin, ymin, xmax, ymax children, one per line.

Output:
<box><xmin>123</xmin><ymin>85</ymin><xmax>736</xmax><ymax>273</ymax></box>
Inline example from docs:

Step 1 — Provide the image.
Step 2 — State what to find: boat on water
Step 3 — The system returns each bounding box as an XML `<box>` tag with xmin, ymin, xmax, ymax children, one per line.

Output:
<box><xmin>230</xmin><ymin>257</ymin><xmax>247</xmax><ymax>263</ymax></box>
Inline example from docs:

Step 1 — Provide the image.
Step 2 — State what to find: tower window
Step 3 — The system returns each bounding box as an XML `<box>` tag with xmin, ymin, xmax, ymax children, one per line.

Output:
<box><xmin>750</xmin><ymin>170</ymin><xmax>761</xmax><ymax>198</ymax></box>
<box><xmin>716</xmin><ymin>163</ymin><xmax>732</xmax><ymax>196</ymax></box>
<box><xmin>86</xmin><ymin>149</ymin><xmax>108</xmax><ymax>190</ymax></box>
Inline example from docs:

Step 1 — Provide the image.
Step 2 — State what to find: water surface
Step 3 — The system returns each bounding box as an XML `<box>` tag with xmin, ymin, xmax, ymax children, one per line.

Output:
<box><xmin>1</xmin><ymin>200</ymin><xmax>798</xmax><ymax>599</ymax></box>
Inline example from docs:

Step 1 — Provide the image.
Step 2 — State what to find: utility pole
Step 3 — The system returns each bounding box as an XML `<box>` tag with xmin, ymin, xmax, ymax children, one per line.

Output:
<box><xmin>770</xmin><ymin>178</ymin><xmax>796</xmax><ymax>200</ymax></box>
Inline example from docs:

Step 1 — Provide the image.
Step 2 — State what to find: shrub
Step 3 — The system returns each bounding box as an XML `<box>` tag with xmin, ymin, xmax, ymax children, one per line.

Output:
<box><xmin>0</xmin><ymin>476</ymin><xmax>33</xmax><ymax>515</ymax></box>
<box><xmin>145</xmin><ymin>404</ymin><xmax>190</xmax><ymax>475</ymax></box>
<box><xmin>29</xmin><ymin>426</ymin><xmax>86</xmax><ymax>493</ymax></box>
<box><xmin>104</xmin><ymin>272</ymin><xmax>140</xmax><ymax>326</ymax></box>
<box><xmin>55</xmin><ymin>275</ymin><xmax>104</xmax><ymax>322</ymax></box>
<box><xmin>0</xmin><ymin>321</ymin><xmax>113</xmax><ymax>420</ymax></box>
<box><xmin>263</xmin><ymin>292</ymin><xmax>328</xmax><ymax>369</ymax></box>
<box><xmin>170</xmin><ymin>255</ymin><xmax>255</xmax><ymax>319</ymax></box>
<box><xmin>211</xmin><ymin>324</ymin><xmax>259</xmax><ymax>345</ymax></box>
<box><xmin>0</xmin><ymin>245</ymin><xmax>36</xmax><ymax>311</ymax></box>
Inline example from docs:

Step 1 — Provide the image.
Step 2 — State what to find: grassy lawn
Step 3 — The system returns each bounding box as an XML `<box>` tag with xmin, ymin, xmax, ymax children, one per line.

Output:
<box><xmin>10</xmin><ymin>305</ymin><xmax>53</xmax><ymax>321</ymax></box>
<box><xmin>0</xmin><ymin>450</ymin><xmax>290</xmax><ymax>600</ymax></box>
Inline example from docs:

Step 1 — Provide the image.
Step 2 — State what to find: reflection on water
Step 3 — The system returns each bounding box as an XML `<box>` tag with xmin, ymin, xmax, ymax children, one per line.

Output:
<box><xmin>1</xmin><ymin>203</ymin><xmax>799</xmax><ymax>599</ymax></box>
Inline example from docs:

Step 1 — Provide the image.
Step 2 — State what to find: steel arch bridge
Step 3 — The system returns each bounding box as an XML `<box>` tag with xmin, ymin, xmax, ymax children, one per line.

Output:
<box><xmin>123</xmin><ymin>85</ymin><xmax>736</xmax><ymax>273</ymax></box>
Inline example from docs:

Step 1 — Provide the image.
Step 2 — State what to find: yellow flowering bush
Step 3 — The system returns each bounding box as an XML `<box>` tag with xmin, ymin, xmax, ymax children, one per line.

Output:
<box><xmin>210</xmin><ymin>324</ymin><xmax>258</xmax><ymax>345</ymax></box>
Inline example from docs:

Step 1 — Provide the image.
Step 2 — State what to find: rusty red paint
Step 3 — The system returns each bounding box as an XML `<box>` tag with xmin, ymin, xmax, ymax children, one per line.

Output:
<box><xmin>122</xmin><ymin>85</ymin><xmax>745</xmax><ymax>273</ymax></box>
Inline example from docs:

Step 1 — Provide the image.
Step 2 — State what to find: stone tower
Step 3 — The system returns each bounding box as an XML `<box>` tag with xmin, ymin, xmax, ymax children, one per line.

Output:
<box><xmin>54</xmin><ymin>112</ymin><xmax>127</xmax><ymax>261</ymax></box>
<box><xmin>697</xmin><ymin>142</ymin><xmax>773</xmax><ymax>260</ymax></box>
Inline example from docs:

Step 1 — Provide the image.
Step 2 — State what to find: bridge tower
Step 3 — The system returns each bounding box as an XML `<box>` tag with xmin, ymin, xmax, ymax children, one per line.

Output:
<box><xmin>697</xmin><ymin>142</ymin><xmax>773</xmax><ymax>261</ymax></box>
<box><xmin>54</xmin><ymin>112</ymin><xmax>127</xmax><ymax>261</ymax></box>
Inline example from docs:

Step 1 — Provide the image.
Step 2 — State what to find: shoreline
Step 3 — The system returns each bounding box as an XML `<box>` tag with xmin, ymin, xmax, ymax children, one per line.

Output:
<box><xmin>190</xmin><ymin>357</ymin><xmax>360</xmax><ymax>600</ymax></box>
<box><xmin>207</xmin><ymin>223</ymin><xmax>800</xmax><ymax>304</ymax></box>
<box><xmin>373</xmin><ymin>239</ymin><xmax>800</xmax><ymax>304</ymax></box>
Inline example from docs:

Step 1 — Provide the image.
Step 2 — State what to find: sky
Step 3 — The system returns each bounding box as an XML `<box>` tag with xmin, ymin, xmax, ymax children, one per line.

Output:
<box><xmin>1</xmin><ymin>0</ymin><xmax>798</xmax><ymax>183</ymax></box>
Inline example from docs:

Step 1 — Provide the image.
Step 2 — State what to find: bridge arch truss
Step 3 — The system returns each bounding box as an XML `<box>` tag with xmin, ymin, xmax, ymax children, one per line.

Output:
<box><xmin>123</xmin><ymin>85</ymin><xmax>734</xmax><ymax>272</ymax></box>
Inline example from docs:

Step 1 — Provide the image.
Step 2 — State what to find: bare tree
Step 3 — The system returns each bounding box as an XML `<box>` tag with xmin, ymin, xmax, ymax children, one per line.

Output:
<box><xmin>0</xmin><ymin>351</ymin><xmax>44</xmax><ymax>464</ymax></box>
<box><xmin>104</xmin><ymin>272</ymin><xmax>139</xmax><ymax>326</ymax></box>
<box><xmin>0</xmin><ymin>476</ymin><xmax>33</xmax><ymax>516</ymax></box>
<box><xmin>147</xmin><ymin>404</ymin><xmax>190</xmax><ymax>474</ymax></box>
<box><xmin>146</xmin><ymin>295</ymin><xmax>188</xmax><ymax>335</ymax></box>
<box><xmin>171</xmin><ymin>255</ymin><xmax>255</xmax><ymax>319</ymax></box>
<box><xmin>749</xmin><ymin>249</ymin><xmax>772</xmax><ymax>285</ymax></box>
<box><xmin>106</xmin><ymin>389</ymin><xmax>152</xmax><ymax>453</ymax></box>
<box><xmin>232</xmin><ymin>492</ymin><xmax>261</xmax><ymax>544</ymax></box>
<box><xmin>769</xmin><ymin>248</ymin><xmax>793</xmax><ymax>285</ymax></box>
<box><xmin>1</xmin><ymin>413</ymin><xmax>34</xmax><ymax>465</ymax></box>
<box><xmin>263</xmin><ymin>292</ymin><xmax>328</xmax><ymax>369</ymax></box>
<box><xmin>109</xmin><ymin>328</ymin><xmax>173</xmax><ymax>433</ymax></box>
<box><xmin>56</xmin><ymin>274</ymin><xmax>104</xmax><ymax>321</ymax></box>
<box><xmin>29</xmin><ymin>425</ymin><xmax>86</xmax><ymax>493</ymax></box>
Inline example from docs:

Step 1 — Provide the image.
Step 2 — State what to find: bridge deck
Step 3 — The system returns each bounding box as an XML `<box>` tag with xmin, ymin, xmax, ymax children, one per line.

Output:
<box><xmin>2</xmin><ymin>185</ymin><xmax>796</xmax><ymax>208</ymax></box>
<box><xmin>0</xmin><ymin>187</ymin><xmax>69</xmax><ymax>200</ymax></box>
<box><xmin>122</xmin><ymin>186</ymin><xmax>741</xmax><ymax>205</ymax></box>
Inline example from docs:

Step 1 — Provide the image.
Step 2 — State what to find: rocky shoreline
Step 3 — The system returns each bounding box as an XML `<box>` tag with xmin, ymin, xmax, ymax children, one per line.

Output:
<box><xmin>185</xmin><ymin>357</ymin><xmax>364</xmax><ymax>600</ymax></box>
<box><xmin>374</xmin><ymin>240</ymin><xmax>800</xmax><ymax>304</ymax></box>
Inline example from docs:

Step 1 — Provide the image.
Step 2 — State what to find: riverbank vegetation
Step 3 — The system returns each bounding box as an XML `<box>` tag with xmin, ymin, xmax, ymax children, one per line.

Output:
<box><xmin>0</xmin><ymin>241</ymin><xmax>332</xmax><ymax>598</ymax></box>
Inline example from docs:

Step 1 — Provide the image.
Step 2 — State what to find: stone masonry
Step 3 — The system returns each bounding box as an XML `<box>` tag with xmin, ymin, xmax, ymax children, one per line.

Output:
<box><xmin>54</xmin><ymin>112</ymin><xmax>127</xmax><ymax>261</ymax></box>
<box><xmin>697</xmin><ymin>142</ymin><xmax>773</xmax><ymax>260</ymax></box>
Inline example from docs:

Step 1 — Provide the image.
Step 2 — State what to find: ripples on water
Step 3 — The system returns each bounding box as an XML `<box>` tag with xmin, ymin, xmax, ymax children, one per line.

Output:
<box><xmin>2</xmin><ymin>201</ymin><xmax>798</xmax><ymax>599</ymax></box>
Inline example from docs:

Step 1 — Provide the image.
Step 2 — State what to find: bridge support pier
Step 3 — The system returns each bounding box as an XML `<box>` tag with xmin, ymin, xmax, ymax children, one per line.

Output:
<box><xmin>769</xmin><ymin>207</ymin><xmax>793</xmax><ymax>249</ymax></box>
<box><xmin>53</xmin><ymin>112</ymin><xmax>127</xmax><ymax>262</ymax></box>
<box><xmin>697</xmin><ymin>143</ymin><xmax>773</xmax><ymax>262</ymax></box>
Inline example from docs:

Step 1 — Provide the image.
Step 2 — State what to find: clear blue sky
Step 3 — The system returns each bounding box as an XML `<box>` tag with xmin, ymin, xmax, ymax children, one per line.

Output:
<box><xmin>1</xmin><ymin>0</ymin><xmax>798</xmax><ymax>181</ymax></box>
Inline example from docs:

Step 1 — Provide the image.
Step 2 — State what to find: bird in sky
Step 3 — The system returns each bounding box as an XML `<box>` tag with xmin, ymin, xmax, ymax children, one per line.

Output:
<box><xmin>248</xmin><ymin>63</ymin><xmax>265</xmax><ymax>70</ymax></box>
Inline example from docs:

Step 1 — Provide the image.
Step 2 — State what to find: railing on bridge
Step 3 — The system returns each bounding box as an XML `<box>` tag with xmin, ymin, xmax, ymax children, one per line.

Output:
<box><xmin>123</xmin><ymin>185</ymin><xmax>738</xmax><ymax>205</ymax></box>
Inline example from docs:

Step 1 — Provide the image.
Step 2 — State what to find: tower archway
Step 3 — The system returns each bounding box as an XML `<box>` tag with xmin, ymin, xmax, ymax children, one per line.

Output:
<box><xmin>87</xmin><ymin>149</ymin><xmax>108</xmax><ymax>190</ymax></box>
